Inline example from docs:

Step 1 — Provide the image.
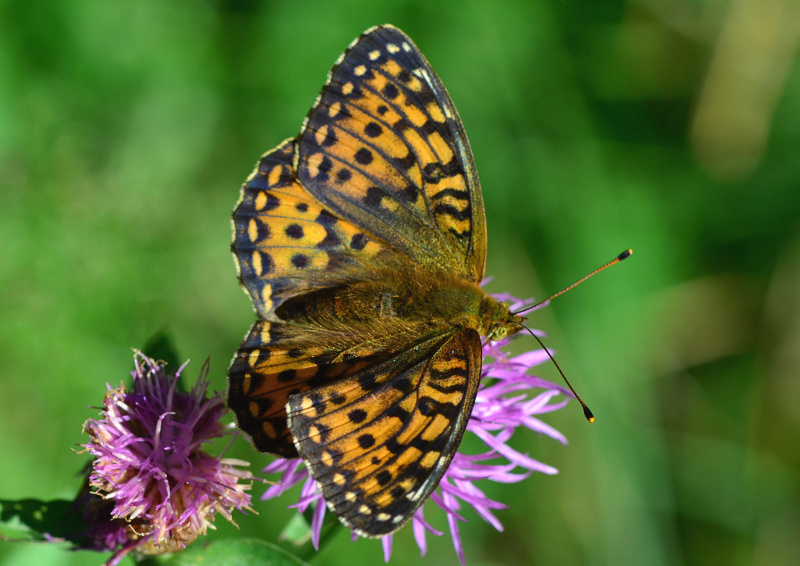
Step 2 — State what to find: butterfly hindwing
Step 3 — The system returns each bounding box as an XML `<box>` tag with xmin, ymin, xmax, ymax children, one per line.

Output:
<box><xmin>233</xmin><ymin>138</ymin><xmax>386</xmax><ymax>320</ymax></box>
<box><xmin>297</xmin><ymin>25</ymin><xmax>487</xmax><ymax>283</ymax></box>
<box><xmin>228</xmin><ymin>320</ymin><xmax>329</xmax><ymax>457</ymax></box>
<box><xmin>287</xmin><ymin>329</ymin><xmax>482</xmax><ymax>536</ymax></box>
<box><xmin>228</xmin><ymin>319</ymin><xmax>390</xmax><ymax>457</ymax></box>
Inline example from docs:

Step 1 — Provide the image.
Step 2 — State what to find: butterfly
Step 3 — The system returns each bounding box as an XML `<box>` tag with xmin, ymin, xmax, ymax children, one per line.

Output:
<box><xmin>227</xmin><ymin>24</ymin><xmax>527</xmax><ymax>537</ymax></box>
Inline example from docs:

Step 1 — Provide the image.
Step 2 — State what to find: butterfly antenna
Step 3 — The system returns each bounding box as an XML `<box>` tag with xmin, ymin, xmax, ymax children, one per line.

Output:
<box><xmin>521</xmin><ymin>326</ymin><xmax>594</xmax><ymax>423</ymax></box>
<box><xmin>513</xmin><ymin>249</ymin><xmax>632</xmax><ymax>315</ymax></box>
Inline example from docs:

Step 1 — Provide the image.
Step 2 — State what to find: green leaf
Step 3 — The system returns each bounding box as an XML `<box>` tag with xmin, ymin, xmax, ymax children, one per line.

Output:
<box><xmin>0</xmin><ymin>498</ymin><xmax>85</xmax><ymax>543</ymax></box>
<box><xmin>280</xmin><ymin>507</ymin><xmax>343</xmax><ymax>561</ymax></box>
<box><xmin>279</xmin><ymin>512</ymin><xmax>312</xmax><ymax>547</ymax></box>
<box><xmin>152</xmin><ymin>538</ymin><xmax>310</xmax><ymax>566</ymax></box>
<box><xmin>141</xmin><ymin>329</ymin><xmax>182</xmax><ymax>372</ymax></box>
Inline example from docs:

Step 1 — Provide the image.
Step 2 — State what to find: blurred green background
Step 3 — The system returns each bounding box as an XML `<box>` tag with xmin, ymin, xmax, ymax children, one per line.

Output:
<box><xmin>2</xmin><ymin>0</ymin><xmax>799</xmax><ymax>564</ymax></box>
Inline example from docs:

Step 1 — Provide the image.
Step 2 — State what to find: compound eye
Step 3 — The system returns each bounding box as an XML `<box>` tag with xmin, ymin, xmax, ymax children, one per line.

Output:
<box><xmin>490</xmin><ymin>326</ymin><xmax>508</xmax><ymax>341</ymax></box>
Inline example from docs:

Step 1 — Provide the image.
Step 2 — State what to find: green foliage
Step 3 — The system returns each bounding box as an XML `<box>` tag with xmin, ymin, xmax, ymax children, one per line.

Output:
<box><xmin>0</xmin><ymin>499</ymin><xmax>81</xmax><ymax>543</ymax></box>
<box><xmin>153</xmin><ymin>539</ymin><xmax>309</xmax><ymax>566</ymax></box>
<box><xmin>141</xmin><ymin>331</ymin><xmax>182</xmax><ymax>377</ymax></box>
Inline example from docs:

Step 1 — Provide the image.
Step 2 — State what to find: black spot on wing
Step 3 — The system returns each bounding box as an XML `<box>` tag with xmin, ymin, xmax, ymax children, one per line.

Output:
<box><xmin>364</xmin><ymin>122</ymin><xmax>382</xmax><ymax>138</ymax></box>
<box><xmin>291</xmin><ymin>253</ymin><xmax>309</xmax><ymax>268</ymax></box>
<box><xmin>354</xmin><ymin>147</ymin><xmax>374</xmax><ymax>165</ymax></box>
<box><xmin>285</xmin><ymin>224</ymin><xmax>304</xmax><ymax>239</ymax></box>
<box><xmin>336</xmin><ymin>168</ymin><xmax>353</xmax><ymax>182</ymax></box>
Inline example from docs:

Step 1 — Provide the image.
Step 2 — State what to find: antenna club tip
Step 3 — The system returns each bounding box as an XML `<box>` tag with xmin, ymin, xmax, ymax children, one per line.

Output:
<box><xmin>617</xmin><ymin>249</ymin><xmax>633</xmax><ymax>261</ymax></box>
<box><xmin>583</xmin><ymin>406</ymin><xmax>595</xmax><ymax>423</ymax></box>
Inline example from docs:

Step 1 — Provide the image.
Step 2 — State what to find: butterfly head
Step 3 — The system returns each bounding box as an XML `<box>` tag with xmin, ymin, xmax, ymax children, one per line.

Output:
<box><xmin>480</xmin><ymin>295</ymin><xmax>526</xmax><ymax>341</ymax></box>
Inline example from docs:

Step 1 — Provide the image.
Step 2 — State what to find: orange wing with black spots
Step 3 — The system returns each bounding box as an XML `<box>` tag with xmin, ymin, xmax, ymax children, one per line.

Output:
<box><xmin>287</xmin><ymin>329</ymin><xmax>482</xmax><ymax>537</ymax></box>
<box><xmin>232</xmin><ymin>138</ymin><xmax>385</xmax><ymax>320</ymax></box>
<box><xmin>296</xmin><ymin>25</ymin><xmax>487</xmax><ymax>284</ymax></box>
<box><xmin>228</xmin><ymin>320</ymin><xmax>369</xmax><ymax>457</ymax></box>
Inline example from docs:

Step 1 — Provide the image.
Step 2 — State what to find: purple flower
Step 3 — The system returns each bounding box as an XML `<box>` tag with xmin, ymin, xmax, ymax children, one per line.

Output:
<box><xmin>81</xmin><ymin>352</ymin><xmax>255</xmax><ymax>565</ymax></box>
<box><xmin>261</xmin><ymin>294</ymin><xmax>572</xmax><ymax>565</ymax></box>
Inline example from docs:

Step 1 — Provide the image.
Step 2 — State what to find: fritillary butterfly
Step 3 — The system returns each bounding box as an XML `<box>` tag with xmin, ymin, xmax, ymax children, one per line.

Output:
<box><xmin>227</xmin><ymin>25</ymin><xmax>526</xmax><ymax>537</ymax></box>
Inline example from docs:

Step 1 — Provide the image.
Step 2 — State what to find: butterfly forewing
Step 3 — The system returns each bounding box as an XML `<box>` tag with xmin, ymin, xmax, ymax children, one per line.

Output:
<box><xmin>233</xmin><ymin>138</ymin><xmax>386</xmax><ymax>320</ymax></box>
<box><xmin>297</xmin><ymin>25</ymin><xmax>486</xmax><ymax>283</ymax></box>
<box><xmin>287</xmin><ymin>329</ymin><xmax>482</xmax><ymax>536</ymax></box>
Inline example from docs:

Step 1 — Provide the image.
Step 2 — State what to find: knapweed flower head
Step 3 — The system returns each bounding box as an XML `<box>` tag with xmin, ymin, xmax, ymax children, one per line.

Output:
<box><xmin>262</xmin><ymin>293</ymin><xmax>571</xmax><ymax>565</ymax></box>
<box><xmin>81</xmin><ymin>351</ymin><xmax>254</xmax><ymax>564</ymax></box>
